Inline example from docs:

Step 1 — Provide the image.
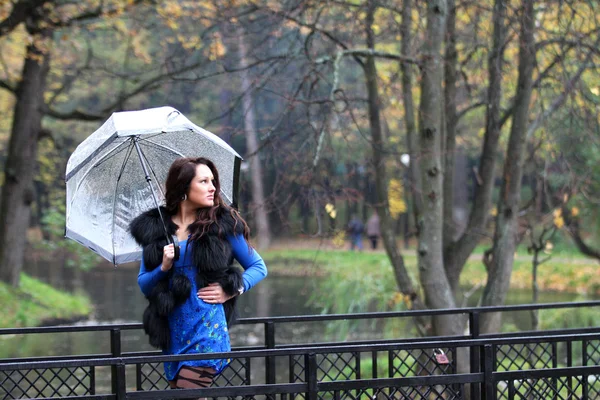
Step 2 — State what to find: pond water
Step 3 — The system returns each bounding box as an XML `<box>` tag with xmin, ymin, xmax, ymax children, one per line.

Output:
<box><xmin>2</xmin><ymin>257</ymin><xmax>594</xmax><ymax>362</ymax></box>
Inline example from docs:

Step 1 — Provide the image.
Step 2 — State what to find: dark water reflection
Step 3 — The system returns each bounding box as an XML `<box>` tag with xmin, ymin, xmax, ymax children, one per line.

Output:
<box><xmin>3</xmin><ymin>258</ymin><xmax>591</xmax><ymax>361</ymax></box>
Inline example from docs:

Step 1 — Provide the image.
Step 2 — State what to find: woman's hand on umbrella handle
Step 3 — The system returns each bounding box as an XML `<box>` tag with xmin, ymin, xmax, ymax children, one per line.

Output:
<box><xmin>197</xmin><ymin>283</ymin><xmax>231</xmax><ymax>304</ymax></box>
<box><xmin>161</xmin><ymin>244</ymin><xmax>175</xmax><ymax>272</ymax></box>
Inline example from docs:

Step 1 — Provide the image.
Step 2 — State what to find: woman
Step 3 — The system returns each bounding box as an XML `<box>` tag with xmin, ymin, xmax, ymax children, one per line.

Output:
<box><xmin>129</xmin><ymin>157</ymin><xmax>267</xmax><ymax>391</ymax></box>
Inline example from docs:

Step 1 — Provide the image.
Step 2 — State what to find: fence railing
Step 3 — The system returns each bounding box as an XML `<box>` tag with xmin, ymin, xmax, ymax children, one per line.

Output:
<box><xmin>1</xmin><ymin>301</ymin><xmax>599</xmax><ymax>399</ymax></box>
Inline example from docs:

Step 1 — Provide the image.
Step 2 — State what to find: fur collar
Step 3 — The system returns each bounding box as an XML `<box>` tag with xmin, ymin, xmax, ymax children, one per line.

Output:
<box><xmin>129</xmin><ymin>205</ymin><xmax>245</xmax><ymax>271</ymax></box>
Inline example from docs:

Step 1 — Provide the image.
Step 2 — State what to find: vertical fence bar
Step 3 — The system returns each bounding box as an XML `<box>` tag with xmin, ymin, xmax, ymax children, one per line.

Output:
<box><xmin>115</xmin><ymin>363</ymin><xmax>126</xmax><ymax>400</ymax></box>
<box><xmin>265</xmin><ymin>322</ymin><xmax>276</xmax><ymax>385</ymax></box>
<box><xmin>552</xmin><ymin>342</ymin><xmax>558</xmax><ymax>399</ymax></box>
<box><xmin>507</xmin><ymin>380</ymin><xmax>515</xmax><ymax>400</ymax></box>
<box><xmin>582</xmin><ymin>339</ymin><xmax>589</xmax><ymax>400</ymax></box>
<box><xmin>566</xmin><ymin>341</ymin><xmax>573</xmax><ymax>400</ymax></box>
<box><xmin>306</xmin><ymin>353</ymin><xmax>318</xmax><ymax>400</ymax></box>
<box><xmin>450</xmin><ymin>347</ymin><xmax>461</xmax><ymax>396</ymax></box>
<box><xmin>483</xmin><ymin>344</ymin><xmax>494</xmax><ymax>400</ymax></box>
<box><xmin>388</xmin><ymin>349</ymin><xmax>395</xmax><ymax>399</ymax></box>
<box><xmin>288</xmin><ymin>355</ymin><xmax>295</xmax><ymax>383</ymax></box>
<box><xmin>354</xmin><ymin>351</ymin><xmax>361</xmax><ymax>399</ymax></box>
<box><xmin>470</xmin><ymin>312</ymin><xmax>481</xmax><ymax>400</ymax></box>
<box><xmin>110</xmin><ymin>328</ymin><xmax>121</xmax><ymax>396</ymax></box>
<box><xmin>89</xmin><ymin>366</ymin><xmax>95</xmax><ymax>395</ymax></box>
<box><xmin>135</xmin><ymin>364</ymin><xmax>142</xmax><ymax>391</ymax></box>
<box><xmin>372</xmin><ymin>351</ymin><xmax>377</xmax><ymax>379</ymax></box>
<box><xmin>245</xmin><ymin>357</ymin><xmax>252</xmax><ymax>385</ymax></box>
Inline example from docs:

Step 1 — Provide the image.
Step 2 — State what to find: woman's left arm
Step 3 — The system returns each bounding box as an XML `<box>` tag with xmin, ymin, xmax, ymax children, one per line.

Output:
<box><xmin>228</xmin><ymin>234</ymin><xmax>267</xmax><ymax>292</ymax></box>
<box><xmin>198</xmin><ymin>234</ymin><xmax>267</xmax><ymax>303</ymax></box>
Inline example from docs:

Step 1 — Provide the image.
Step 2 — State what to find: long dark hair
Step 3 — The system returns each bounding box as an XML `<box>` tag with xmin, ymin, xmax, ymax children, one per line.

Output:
<box><xmin>164</xmin><ymin>157</ymin><xmax>249</xmax><ymax>241</ymax></box>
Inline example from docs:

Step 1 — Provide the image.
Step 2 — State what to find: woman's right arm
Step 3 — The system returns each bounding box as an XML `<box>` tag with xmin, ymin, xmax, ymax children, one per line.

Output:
<box><xmin>137</xmin><ymin>253</ymin><xmax>169</xmax><ymax>297</ymax></box>
<box><xmin>138</xmin><ymin>244</ymin><xmax>176</xmax><ymax>296</ymax></box>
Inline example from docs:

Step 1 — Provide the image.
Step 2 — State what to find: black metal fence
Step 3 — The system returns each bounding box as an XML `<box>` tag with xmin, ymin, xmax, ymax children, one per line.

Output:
<box><xmin>1</xmin><ymin>301</ymin><xmax>600</xmax><ymax>399</ymax></box>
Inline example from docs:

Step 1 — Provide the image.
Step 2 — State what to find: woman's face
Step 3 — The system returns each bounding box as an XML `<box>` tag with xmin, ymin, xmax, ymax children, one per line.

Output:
<box><xmin>187</xmin><ymin>164</ymin><xmax>216</xmax><ymax>208</ymax></box>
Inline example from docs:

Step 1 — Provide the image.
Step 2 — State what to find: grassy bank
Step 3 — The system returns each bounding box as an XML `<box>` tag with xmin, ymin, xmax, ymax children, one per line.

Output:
<box><xmin>262</xmin><ymin>248</ymin><xmax>600</xmax><ymax>297</ymax></box>
<box><xmin>262</xmin><ymin>247</ymin><xmax>600</xmax><ymax>334</ymax></box>
<box><xmin>0</xmin><ymin>274</ymin><xmax>92</xmax><ymax>328</ymax></box>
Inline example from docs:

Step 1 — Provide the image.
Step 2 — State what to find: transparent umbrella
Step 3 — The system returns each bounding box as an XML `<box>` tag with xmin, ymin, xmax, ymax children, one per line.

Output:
<box><xmin>65</xmin><ymin>106</ymin><xmax>242</xmax><ymax>265</ymax></box>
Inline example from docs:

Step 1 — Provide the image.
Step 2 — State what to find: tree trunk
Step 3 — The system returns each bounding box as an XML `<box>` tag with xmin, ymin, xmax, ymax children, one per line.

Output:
<box><xmin>364</xmin><ymin>0</ymin><xmax>418</xmax><ymax>301</ymax></box>
<box><xmin>442</xmin><ymin>0</ymin><xmax>458</xmax><ymax>252</ymax></box>
<box><xmin>417</xmin><ymin>0</ymin><xmax>460</xmax><ymax>336</ymax></box>
<box><xmin>400</xmin><ymin>0</ymin><xmax>422</xmax><ymax>228</ymax></box>
<box><xmin>481</xmin><ymin>0</ymin><xmax>536</xmax><ymax>333</ymax></box>
<box><xmin>444</xmin><ymin>0</ymin><xmax>507</xmax><ymax>293</ymax></box>
<box><xmin>237</xmin><ymin>31</ymin><xmax>272</xmax><ymax>250</ymax></box>
<box><xmin>0</xmin><ymin>33</ymin><xmax>51</xmax><ymax>286</ymax></box>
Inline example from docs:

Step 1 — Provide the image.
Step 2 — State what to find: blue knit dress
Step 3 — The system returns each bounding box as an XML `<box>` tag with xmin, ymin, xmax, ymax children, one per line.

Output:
<box><xmin>138</xmin><ymin>234</ymin><xmax>267</xmax><ymax>381</ymax></box>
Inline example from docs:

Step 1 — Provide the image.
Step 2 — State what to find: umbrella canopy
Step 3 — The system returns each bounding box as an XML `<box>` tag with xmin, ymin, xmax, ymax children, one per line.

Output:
<box><xmin>65</xmin><ymin>106</ymin><xmax>242</xmax><ymax>265</ymax></box>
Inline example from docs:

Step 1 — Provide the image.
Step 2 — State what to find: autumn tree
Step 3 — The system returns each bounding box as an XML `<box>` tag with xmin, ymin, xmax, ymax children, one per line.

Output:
<box><xmin>245</xmin><ymin>0</ymin><xmax>600</xmax><ymax>337</ymax></box>
<box><xmin>0</xmin><ymin>0</ymin><xmax>249</xmax><ymax>286</ymax></box>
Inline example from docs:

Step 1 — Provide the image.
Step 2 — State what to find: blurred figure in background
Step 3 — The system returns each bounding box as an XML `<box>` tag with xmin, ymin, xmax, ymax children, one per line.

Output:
<box><xmin>347</xmin><ymin>214</ymin><xmax>364</xmax><ymax>251</ymax></box>
<box><xmin>366</xmin><ymin>211</ymin><xmax>381</xmax><ymax>250</ymax></box>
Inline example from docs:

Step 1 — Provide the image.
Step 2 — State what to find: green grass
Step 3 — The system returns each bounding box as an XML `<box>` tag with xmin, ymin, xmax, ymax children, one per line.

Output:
<box><xmin>262</xmin><ymin>247</ymin><xmax>600</xmax><ymax>297</ymax></box>
<box><xmin>0</xmin><ymin>274</ymin><xmax>92</xmax><ymax>328</ymax></box>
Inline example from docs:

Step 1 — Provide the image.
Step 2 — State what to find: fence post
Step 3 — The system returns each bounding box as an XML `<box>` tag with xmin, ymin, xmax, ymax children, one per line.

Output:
<box><xmin>115</xmin><ymin>363</ymin><xmax>127</xmax><ymax>400</ymax></box>
<box><xmin>552</xmin><ymin>342</ymin><xmax>558</xmax><ymax>398</ymax></box>
<box><xmin>566</xmin><ymin>341</ymin><xmax>573</xmax><ymax>399</ymax></box>
<box><xmin>110</xmin><ymin>328</ymin><xmax>122</xmax><ymax>396</ymax></box>
<box><xmin>469</xmin><ymin>311</ymin><xmax>481</xmax><ymax>400</ymax></box>
<box><xmin>305</xmin><ymin>353</ymin><xmax>318</xmax><ymax>400</ymax></box>
<box><xmin>265</xmin><ymin>322</ymin><xmax>276</xmax><ymax>385</ymax></box>
<box><xmin>582</xmin><ymin>339</ymin><xmax>589</xmax><ymax>399</ymax></box>
<box><xmin>483</xmin><ymin>344</ymin><xmax>494</xmax><ymax>400</ymax></box>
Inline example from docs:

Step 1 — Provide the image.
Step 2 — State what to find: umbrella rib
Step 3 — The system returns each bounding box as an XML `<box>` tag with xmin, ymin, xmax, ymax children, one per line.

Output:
<box><xmin>137</xmin><ymin>136</ymin><xmax>186</xmax><ymax>158</ymax></box>
<box><xmin>137</xmin><ymin>137</ymin><xmax>186</xmax><ymax>200</ymax></box>
<box><xmin>67</xmin><ymin>140</ymin><xmax>131</xmax><ymax>218</ymax></box>
<box><xmin>143</xmin><ymin>154</ymin><xmax>166</xmax><ymax>200</ymax></box>
<box><xmin>92</xmin><ymin>142</ymin><xmax>133</xmax><ymax>168</ymax></box>
<box><xmin>111</xmin><ymin>141</ymin><xmax>136</xmax><ymax>264</ymax></box>
<box><xmin>134</xmin><ymin>144</ymin><xmax>166</xmax><ymax>200</ymax></box>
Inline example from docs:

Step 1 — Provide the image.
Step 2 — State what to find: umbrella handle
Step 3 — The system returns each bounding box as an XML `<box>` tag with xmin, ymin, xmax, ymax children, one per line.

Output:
<box><xmin>170</xmin><ymin>234</ymin><xmax>181</xmax><ymax>261</ymax></box>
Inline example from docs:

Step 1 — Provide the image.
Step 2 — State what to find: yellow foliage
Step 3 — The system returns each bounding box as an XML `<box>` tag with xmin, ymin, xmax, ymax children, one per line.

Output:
<box><xmin>552</xmin><ymin>209</ymin><xmax>564</xmax><ymax>228</ymax></box>
<box><xmin>389</xmin><ymin>292</ymin><xmax>403</xmax><ymax>307</ymax></box>
<box><xmin>403</xmin><ymin>294</ymin><xmax>412</xmax><ymax>309</ymax></box>
<box><xmin>299</xmin><ymin>26</ymin><xmax>312</xmax><ymax>36</ymax></box>
<box><xmin>490</xmin><ymin>206</ymin><xmax>497</xmax><ymax>217</ymax></box>
<box><xmin>132</xmin><ymin>32</ymin><xmax>152</xmax><ymax>64</ymax></box>
<box><xmin>332</xmin><ymin>230</ymin><xmax>346</xmax><ymax>248</ymax></box>
<box><xmin>206</xmin><ymin>32</ymin><xmax>226</xmax><ymax>61</ymax></box>
<box><xmin>388</xmin><ymin>179</ymin><xmax>406</xmax><ymax>218</ymax></box>
<box><xmin>113</xmin><ymin>19</ymin><xmax>128</xmax><ymax>34</ymax></box>
<box><xmin>325</xmin><ymin>203</ymin><xmax>337</xmax><ymax>219</ymax></box>
<box><xmin>159</xmin><ymin>1</ymin><xmax>183</xmax><ymax>20</ymax></box>
<box><xmin>180</xmin><ymin>35</ymin><xmax>202</xmax><ymax>51</ymax></box>
<box><xmin>571</xmin><ymin>207</ymin><xmax>580</xmax><ymax>217</ymax></box>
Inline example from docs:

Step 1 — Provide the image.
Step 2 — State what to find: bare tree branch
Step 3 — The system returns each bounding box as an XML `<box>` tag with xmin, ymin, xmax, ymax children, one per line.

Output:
<box><xmin>0</xmin><ymin>78</ymin><xmax>16</xmax><ymax>93</ymax></box>
<box><xmin>562</xmin><ymin>206</ymin><xmax>600</xmax><ymax>261</ymax></box>
<box><xmin>315</xmin><ymin>49</ymin><xmax>419</xmax><ymax>65</ymax></box>
<box><xmin>526</xmin><ymin>36</ymin><xmax>600</xmax><ymax>138</ymax></box>
<box><xmin>456</xmin><ymin>101</ymin><xmax>486</xmax><ymax>120</ymax></box>
<box><xmin>255</xmin><ymin>4</ymin><xmax>352</xmax><ymax>52</ymax></box>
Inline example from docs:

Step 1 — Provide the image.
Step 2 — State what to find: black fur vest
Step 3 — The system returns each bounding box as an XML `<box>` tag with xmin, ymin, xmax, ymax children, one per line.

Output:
<box><xmin>129</xmin><ymin>206</ymin><xmax>244</xmax><ymax>350</ymax></box>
